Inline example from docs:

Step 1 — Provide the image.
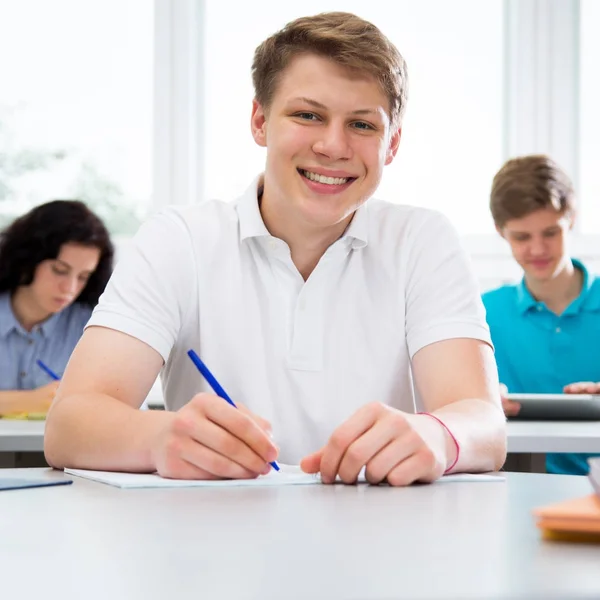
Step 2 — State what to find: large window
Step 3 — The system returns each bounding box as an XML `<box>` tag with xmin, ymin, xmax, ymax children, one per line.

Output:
<box><xmin>579</xmin><ymin>0</ymin><xmax>600</xmax><ymax>235</ymax></box>
<box><xmin>204</xmin><ymin>0</ymin><xmax>504</xmax><ymax>234</ymax></box>
<box><xmin>0</xmin><ymin>0</ymin><xmax>153</xmax><ymax>235</ymax></box>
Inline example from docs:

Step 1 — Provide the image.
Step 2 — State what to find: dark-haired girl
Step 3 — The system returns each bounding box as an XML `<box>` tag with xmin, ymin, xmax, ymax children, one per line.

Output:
<box><xmin>0</xmin><ymin>200</ymin><xmax>113</xmax><ymax>416</ymax></box>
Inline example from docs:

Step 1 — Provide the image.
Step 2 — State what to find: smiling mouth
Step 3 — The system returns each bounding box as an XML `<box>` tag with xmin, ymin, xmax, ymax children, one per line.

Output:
<box><xmin>298</xmin><ymin>168</ymin><xmax>356</xmax><ymax>186</ymax></box>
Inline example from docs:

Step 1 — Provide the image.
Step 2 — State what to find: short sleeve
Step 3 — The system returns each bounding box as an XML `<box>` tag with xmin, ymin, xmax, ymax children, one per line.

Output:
<box><xmin>86</xmin><ymin>208</ymin><xmax>196</xmax><ymax>362</ymax></box>
<box><xmin>403</xmin><ymin>210</ymin><xmax>491</xmax><ymax>358</ymax></box>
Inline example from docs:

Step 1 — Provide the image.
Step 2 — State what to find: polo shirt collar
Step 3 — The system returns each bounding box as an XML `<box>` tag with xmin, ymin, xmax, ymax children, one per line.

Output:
<box><xmin>516</xmin><ymin>259</ymin><xmax>600</xmax><ymax>315</ymax></box>
<box><xmin>567</xmin><ymin>259</ymin><xmax>600</xmax><ymax>313</ymax></box>
<box><xmin>236</xmin><ymin>174</ymin><xmax>369</xmax><ymax>249</ymax></box>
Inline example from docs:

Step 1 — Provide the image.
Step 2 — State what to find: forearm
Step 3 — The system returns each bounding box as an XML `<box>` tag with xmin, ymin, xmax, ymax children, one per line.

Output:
<box><xmin>0</xmin><ymin>389</ymin><xmax>32</xmax><ymax>416</ymax></box>
<box><xmin>429</xmin><ymin>399</ymin><xmax>507</xmax><ymax>473</ymax></box>
<box><xmin>44</xmin><ymin>394</ymin><xmax>174</xmax><ymax>472</ymax></box>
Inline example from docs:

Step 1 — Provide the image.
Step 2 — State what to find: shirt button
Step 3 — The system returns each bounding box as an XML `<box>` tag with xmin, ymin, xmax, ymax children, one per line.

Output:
<box><xmin>536</xmin><ymin>305</ymin><xmax>543</xmax><ymax>312</ymax></box>
<box><xmin>20</xmin><ymin>371</ymin><xmax>26</xmax><ymax>378</ymax></box>
<box><xmin>28</xmin><ymin>339</ymin><xmax>34</xmax><ymax>345</ymax></box>
<box><xmin>555</xmin><ymin>327</ymin><xmax>561</xmax><ymax>333</ymax></box>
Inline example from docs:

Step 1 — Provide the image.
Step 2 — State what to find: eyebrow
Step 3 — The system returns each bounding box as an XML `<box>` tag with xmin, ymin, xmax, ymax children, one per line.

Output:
<box><xmin>55</xmin><ymin>259</ymin><xmax>93</xmax><ymax>275</ymax></box>
<box><xmin>509</xmin><ymin>226</ymin><xmax>560</xmax><ymax>236</ymax></box>
<box><xmin>290</xmin><ymin>96</ymin><xmax>381</xmax><ymax>117</ymax></box>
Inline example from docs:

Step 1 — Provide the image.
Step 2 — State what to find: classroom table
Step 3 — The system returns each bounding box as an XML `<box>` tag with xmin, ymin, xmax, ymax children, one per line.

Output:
<box><xmin>3</xmin><ymin>419</ymin><xmax>600</xmax><ymax>453</ymax></box>
<box><xmin>0</xmin><ymin>468</ymin><xmax>598</xmax><ymax>599</ymax></box>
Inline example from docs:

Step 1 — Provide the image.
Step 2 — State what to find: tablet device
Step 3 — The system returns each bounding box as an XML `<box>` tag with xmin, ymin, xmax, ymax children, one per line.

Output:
<box><xmin>0</xmin><ymin>478</ymin><xmax>73</xmax><ymax>492</ymax></box>
<box><xmin>506</xmin><ymin>393</ymin><xmax>600</xmax><ymax>420</ymax></box>
<box><xmin>589</xmin><ymin>458</ymin><xmax>600</xmax><ymax>498</ymax></box>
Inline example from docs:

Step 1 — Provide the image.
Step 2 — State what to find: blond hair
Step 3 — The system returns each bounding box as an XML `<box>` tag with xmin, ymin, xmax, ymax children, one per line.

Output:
<box><xmin>252</xmin><ymin>12</ymin><xmax>408</xmax><ymax>129</ymax></box>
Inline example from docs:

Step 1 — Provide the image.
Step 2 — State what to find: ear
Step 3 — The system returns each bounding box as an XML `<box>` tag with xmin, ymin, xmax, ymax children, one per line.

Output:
<box><xmin>567</xmin><ymin>210</ymin><xmax>576</xmax><ymax>231</ymax></box>
<box><xmin>384</xmin><ymin>127</ymin><xmax>402</xmax><ymax>166</ymax></box>
<box><xmin>250</xmin><ymin>99</ymin><xmax>268</xmax><ymax>148</ymax></box>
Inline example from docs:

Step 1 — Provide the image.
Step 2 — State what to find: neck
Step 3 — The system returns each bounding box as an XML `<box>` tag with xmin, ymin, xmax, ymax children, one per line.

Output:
<box><xmin>10</xmin><ymin>287</ymin><xmax>52</xmax><ymax>332</ymax></box>
<box><xmin>260</xmin><ymin>192</ymin><xmax>353</xmax><ymax>281</ymax></box>
<box><xmin>524</xmin><ymin>259</ymin><xmax>582</xmax><ymax>314</ymax></box>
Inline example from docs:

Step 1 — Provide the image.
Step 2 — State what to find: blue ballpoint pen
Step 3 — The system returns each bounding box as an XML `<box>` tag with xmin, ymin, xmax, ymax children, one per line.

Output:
<box><xmin>36</xmin><ymin>360</ymin><xmax>60</xmax><ymax>381</ymax></box>
<box><xmin>187</xmin><ymin>349</ymin><xmax>280</xmax><ymax>472</ymax></box>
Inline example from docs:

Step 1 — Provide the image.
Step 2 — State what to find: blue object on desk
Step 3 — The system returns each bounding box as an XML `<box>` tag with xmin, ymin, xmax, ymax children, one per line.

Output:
<box><xmin>36</xmin><ymin>359</ymin><xmax>60</xmax><ymax>381</ymax></box>
<box><xmin>0</xmin><ymin>478</ymin><xmax>72</xmax><ymax>492</ymax></box>
<box><xmin>187</xmin><ymin>349</ymin><xmax>280</xmax><ymax>472</ymax></box>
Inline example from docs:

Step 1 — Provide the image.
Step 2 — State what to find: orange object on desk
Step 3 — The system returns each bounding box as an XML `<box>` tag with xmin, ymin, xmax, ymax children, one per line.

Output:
<box><xmin>533</xmin><ymin>494</ymin><xmax>600</xmax><ymax>543</ymax></box>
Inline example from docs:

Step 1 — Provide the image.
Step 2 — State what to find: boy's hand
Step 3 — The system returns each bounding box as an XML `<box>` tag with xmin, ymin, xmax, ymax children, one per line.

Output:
<box><xmin>300</xmin><ymin>403</ymin><xmax>451</xmax><ymax>486</ymax></box>
<box><xmin>151</xmin><ymin>393</ymin><xmax>278</xmax><ymax>480</ymax></box>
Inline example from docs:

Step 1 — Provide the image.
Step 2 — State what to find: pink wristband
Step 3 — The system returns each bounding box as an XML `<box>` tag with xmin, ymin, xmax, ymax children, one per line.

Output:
<box><xmin>417</xmin><ymin>412</ymin><xmax>460</xmax><ymax>474</ymax></box>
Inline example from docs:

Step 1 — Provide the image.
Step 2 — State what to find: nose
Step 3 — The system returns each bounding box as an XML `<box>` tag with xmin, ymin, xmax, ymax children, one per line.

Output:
<box><xmin>60</xmin><ymin>275</ymin><xmax>79</xmax><ymax>296</ymax></box>
<box><xmin>312</xmin><ymin>122</ymin><xmax>353</xmax><ymax>162</ymax></box>
<box><xmin>529</xmin><ymin>236</ymin><xmax>547</xmax><ymax>256</ymax></box>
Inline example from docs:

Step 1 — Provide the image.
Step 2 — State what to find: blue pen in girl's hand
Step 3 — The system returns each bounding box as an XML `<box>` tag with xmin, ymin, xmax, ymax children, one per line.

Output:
<box><xmin>36</xmin><ymin>360</ymin><xmax>60</xmax><ymax>381</ymax></box>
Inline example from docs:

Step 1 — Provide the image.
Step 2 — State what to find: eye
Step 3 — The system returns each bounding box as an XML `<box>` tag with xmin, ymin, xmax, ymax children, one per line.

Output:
<box><xmin>78</xmin><ymin>274</ymin><xmax>91</xmax><ymax>283</ymax></box>
<box><xmin>294</xmin><ymin>112</ymin><xmax>320</xmax><ymax>121</ymax></box>
<box><xmin>351</xmin><ymin>121</ymin><xmax>375</xmax><ymax>131</ymax></box>
<box><xmin>543</xmin><ymin>230</ymin><xmax>559</xmax><ymax>238</ymax></box>
<box><xmin>51</xmin><ymin>265</ymin><xmax>69</xmax><ymax>276</ymax></box>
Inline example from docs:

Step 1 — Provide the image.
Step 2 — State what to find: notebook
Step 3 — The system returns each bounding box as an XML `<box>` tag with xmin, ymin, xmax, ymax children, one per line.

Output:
<box><xmin>64</xmin><ymin>465</ymin><xmax>504</xmax><ymax>489</ymax></box>
<box><xmin>0</xmin><ymin>478</ymin><xmax>72</xmax><ymax>492</ymax></box>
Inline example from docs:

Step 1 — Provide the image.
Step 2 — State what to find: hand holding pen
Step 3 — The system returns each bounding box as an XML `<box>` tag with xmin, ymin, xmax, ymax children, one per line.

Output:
<box><xmin>150</xmin><ymin>352</ymin><xmax>280</xmax><ymax>480</ymax></box>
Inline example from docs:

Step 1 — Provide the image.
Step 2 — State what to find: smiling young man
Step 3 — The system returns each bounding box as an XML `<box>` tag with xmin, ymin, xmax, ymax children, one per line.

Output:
<box><xmin>45</xmin><ymin>12</ymin><xmax>505</xmax><ymax>484</ymax></box>
<box><xmin>482</xmin><ymin>155</ymin><xmax>600</xmax><ymax>475</ymax></box>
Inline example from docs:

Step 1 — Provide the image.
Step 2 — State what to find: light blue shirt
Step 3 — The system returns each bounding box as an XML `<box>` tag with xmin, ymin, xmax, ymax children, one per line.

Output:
<box><xmin>0</xmin><ymin>292</ymin><xmax>92</xmax><ymax>390</ymax></box>
<box><xmin>482</xmin><ymin>259</ymin><xmax>600</xmax><ymax>475</ymax></box>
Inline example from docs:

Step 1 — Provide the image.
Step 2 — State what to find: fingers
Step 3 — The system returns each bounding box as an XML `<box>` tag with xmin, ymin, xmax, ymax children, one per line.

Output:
<box><xmin>363</xmin><ymin>435</ymin><xmax>421</xmax><ymax>485</ymax></box>
<box><xmin>197</xmin><ymin>394</ymin><xmax>278</xmax><ymax>465</ymax></box>
<box><xmin>237</xmin><ymin>402</ymin><xmax>273</xmax><ymax>434</ymax></box>
<box><xmin>502</xmin><ymin>398</ymin><xmax>521</xmax><ymax>417</ymax></box>
<box><xmin>176</xmin><ymin>435</ymin><xmax>264</xmax><ymax>480</ymax></box>
<box><xmin>564</xmin><ymin>381</ymin><xmax>600</xmax><ymax>394</ymax></box>
<box><xmin>385</xmin><ymin>453</ymin><xmax>436</xmax><ymax>487</ymax></box>
<box><xmin>335</xmin><ymin>418</ymin><xmax>403</xmax><ymax>484</ymax></box>
<box><xmin>155</xmin><ymin>393</ymin><xmax>278</xmax><ymax>480</ymax></box>
<box><xmin>319</xmin><ymin>403</ymin><xmax>381</xmax><ymax>484</ymax></box>
<box><xmin>300</xmin><ymin>449</ymin><xmax>323</xmax><ymax>474</ymax></box>
<box><xmin>174</xmin><ymin>412</ymin><xmax>273</xmax><ymax>475</ymax></box>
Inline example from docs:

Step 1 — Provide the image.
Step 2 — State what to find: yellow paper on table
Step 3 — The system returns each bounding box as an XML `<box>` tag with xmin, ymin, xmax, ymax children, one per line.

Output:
<box><xmin>1</xmin><ymin>412</ymin><xmax>46</xmax><ymax>420</ymax></box>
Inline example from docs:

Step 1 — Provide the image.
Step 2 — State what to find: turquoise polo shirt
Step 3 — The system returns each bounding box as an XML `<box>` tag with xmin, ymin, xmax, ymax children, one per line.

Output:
<box><xmin>482</xmin><ymin>259</ymin><xmax>600</xmax><ymax>475</ymax></box>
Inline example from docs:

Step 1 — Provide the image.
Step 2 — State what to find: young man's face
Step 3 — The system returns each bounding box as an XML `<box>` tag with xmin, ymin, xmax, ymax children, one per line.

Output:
<box><xmin>251</xmin><ymin>53</ymin><xmax>401</xmax><ymax>230</ymax></box>
<box><xmin>499</xmin><ymin>208</ymin><xmax>573</xmax><ymax>282</ymax></box>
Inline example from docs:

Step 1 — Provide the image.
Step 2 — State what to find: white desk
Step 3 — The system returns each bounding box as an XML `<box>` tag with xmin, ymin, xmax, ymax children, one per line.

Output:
<box><xmin>0</xmin><ymin>469</ymin><xmax>598</xmax><ymax>599</ymax></box>
<box><xmin>1</xmin><ymin>419</ymin><xmax>600</xmax><ymax>455</ymax></box>
<box><xmin>0</xmin><ymin>420</ymin><xmax>44</xmax><ymax>452</ymax></box>
<box><xmin>506</xmin><ymin>421</ymin><xmax>600</xmax><ymax>453</ymax></box>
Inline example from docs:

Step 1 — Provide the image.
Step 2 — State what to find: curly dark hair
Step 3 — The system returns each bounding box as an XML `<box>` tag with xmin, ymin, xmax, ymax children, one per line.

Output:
<box><xmin>0</xmin><ymin>200</ymin><xmax>114</xmax><ymax>306</ymax></box>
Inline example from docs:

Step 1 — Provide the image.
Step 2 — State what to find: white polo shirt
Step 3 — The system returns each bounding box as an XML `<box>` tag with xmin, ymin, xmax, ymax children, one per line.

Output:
<box><xmin>88</xmin><ymin>176</ymin><xmax>491</xmax><ymax>463</ymax></box>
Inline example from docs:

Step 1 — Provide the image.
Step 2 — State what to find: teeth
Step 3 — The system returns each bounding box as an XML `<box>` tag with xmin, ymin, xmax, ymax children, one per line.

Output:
<box><xmin>301</xmin><ymin>169</ymin><xmax>350</xmax><ymax>185</ymax></box>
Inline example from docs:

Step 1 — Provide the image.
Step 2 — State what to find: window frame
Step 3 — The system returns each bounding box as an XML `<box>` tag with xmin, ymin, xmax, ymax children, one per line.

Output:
<box><xmin>153</xmin><ymin>0</ymin><xmax>599</xmax><ymax>284</ymax></box>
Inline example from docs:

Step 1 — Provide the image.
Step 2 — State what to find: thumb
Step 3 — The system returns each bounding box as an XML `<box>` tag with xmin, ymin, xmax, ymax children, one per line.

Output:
<box><xmin>300</xmin><ymin>448</ymin><xmax>324</xmax><ymax>474</ymax></box>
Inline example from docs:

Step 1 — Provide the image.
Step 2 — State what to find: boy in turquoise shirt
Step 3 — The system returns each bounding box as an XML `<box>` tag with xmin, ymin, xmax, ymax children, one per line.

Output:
<box><xmin>482</xmin><ymin>155</ymin><xmax>600</xmax><ymax>475</ymax></box>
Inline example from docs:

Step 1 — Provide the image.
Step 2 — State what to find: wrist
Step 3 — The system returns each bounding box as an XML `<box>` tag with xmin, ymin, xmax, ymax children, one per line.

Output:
<box><xmin>417</xmin><ymin>412</ymin><xmax>460</xmax><ymax>473</ymax></box>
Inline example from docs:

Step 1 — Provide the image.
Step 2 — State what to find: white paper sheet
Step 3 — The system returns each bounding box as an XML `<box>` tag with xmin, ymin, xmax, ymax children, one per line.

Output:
<box><xmin>64</xmin><ymin>465</ymin><xmax>505</xmax><ymax>489</ymax></box>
